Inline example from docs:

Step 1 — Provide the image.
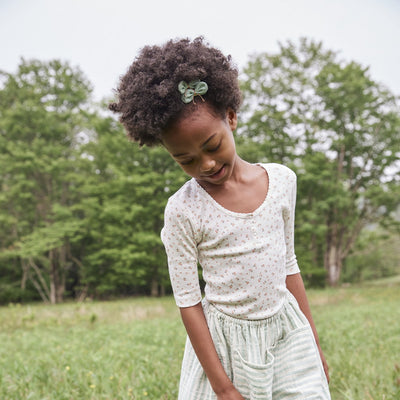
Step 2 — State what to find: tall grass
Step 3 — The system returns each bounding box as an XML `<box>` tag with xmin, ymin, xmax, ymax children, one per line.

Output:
<box><xmin>308</xmin><ymin>282</ymin><xmax>400</xmax><ymax>399</ymax></box>
<box><xmin>0</xmin><ymin>281</ymin><xmax>399</xmax><ymax>399</ymax></box>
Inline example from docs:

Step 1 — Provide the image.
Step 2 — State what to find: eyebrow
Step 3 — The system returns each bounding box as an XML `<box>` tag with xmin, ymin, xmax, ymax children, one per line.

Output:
<box><xmin>172</xmin><ymin>134</ymin><xmax>217</xmax><ymax>157</ymax></box>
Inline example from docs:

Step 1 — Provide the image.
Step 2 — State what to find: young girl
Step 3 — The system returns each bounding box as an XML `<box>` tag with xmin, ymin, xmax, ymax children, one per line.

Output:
<box><xmin>110</xmin><ymin>37</ymin><xmax>331</xmax><ymax>400</ymax></box>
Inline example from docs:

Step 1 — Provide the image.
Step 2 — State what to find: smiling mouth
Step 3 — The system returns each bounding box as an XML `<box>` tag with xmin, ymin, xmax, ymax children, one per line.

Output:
<box><xmin>202</xmin><ymin>165</ymin><xmax>225</xmax><ymax>179</ymax></box>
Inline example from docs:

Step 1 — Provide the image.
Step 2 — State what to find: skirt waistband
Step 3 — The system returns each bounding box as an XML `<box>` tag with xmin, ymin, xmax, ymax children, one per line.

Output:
<box><xmin>202</xmin><ymin>291</ymin><xmax>302</xmax><ymax>328</ymax></box>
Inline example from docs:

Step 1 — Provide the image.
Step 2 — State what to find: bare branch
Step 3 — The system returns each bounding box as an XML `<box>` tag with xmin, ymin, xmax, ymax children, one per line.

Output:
<box><xmin>28</xmin><ymin>257</ymin><xmax>51</xmax><ymax>299</ymax></box>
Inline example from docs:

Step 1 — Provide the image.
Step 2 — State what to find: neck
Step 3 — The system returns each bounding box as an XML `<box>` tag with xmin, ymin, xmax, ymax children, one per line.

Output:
<box><xmin>229</xmin><ymin>156</ymin><xmax>250</xmax><ymax>183</ymax></box>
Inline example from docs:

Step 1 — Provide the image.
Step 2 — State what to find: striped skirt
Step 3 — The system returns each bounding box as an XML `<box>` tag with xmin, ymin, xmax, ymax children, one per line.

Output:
<box><xmin>178</xmin><ymin>292</ymin><xmax>331</xmax><ymax>399</ymax></box>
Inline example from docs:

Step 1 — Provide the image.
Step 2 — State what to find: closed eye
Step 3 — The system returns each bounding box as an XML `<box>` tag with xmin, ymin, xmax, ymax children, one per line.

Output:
<box><xmin>179</xmin><ymin>159</ymin><xmax>193</xmax><ymax>165</ymax></box>
<box><xmin>207</xmin><ymin>142</ymin><xmax>221</xmax><ymax>152</ymax></box>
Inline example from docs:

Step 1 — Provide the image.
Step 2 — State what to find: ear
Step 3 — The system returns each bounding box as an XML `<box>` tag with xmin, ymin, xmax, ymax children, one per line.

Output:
<box><xmin>226</xmin><ymin>108</ymin><xmax>238</xmax><ymax>131</ymax></box>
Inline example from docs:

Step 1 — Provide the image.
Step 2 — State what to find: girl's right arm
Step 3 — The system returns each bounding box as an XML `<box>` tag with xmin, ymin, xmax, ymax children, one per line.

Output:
<box><xmin>180</xmin><ymin>303</ymin><xmax>245</xmax><ymax>400</ymax></box>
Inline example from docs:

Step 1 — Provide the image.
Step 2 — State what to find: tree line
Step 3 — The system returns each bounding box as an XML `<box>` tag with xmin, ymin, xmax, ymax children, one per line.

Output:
<box><xmin>1</xmin><ymin>39</ymin><xmax>399</xmax><ymax>304</ymax></box>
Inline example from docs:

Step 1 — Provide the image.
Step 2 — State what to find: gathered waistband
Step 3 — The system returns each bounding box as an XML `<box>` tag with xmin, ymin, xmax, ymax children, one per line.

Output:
<box><xmin>202</xmin><ymin>291</ymin><xmax>305</xmax><ymax>328</ymax></box>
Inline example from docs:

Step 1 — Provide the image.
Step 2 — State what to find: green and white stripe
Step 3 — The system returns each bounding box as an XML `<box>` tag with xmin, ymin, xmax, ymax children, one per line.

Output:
<box><xmin>178</xmin><ymin>293</ymin><xmax>331</xmax><ymax>400</ymax></box>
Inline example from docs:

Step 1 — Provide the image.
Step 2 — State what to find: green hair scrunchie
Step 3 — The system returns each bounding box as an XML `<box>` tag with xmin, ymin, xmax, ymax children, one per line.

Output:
<box><xmin>178</xmin><ymin>80</ymin><xmax>208</xmax><ymax>104</ymax></box>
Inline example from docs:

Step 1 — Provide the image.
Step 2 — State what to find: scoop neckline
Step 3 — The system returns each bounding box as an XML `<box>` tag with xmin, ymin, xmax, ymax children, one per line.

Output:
<box><xmin>192</xmin><ymin>163</ymin><xmax>271</xmax><ymax>218</ymax></box>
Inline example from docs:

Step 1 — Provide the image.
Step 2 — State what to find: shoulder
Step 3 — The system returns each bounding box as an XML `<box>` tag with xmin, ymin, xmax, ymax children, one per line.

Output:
<box><xmin>164</xmin><ymin>179</ymin><xmax>202</xmax><ymax>219</ymax></box>
<box><xmin>166</xmin><ymin>179</ymin><xmax>199</xmax><ymax>206</ymax></box>
<box><xmin>162</xmin><ymin>179</ymin><xmax>203</xmax><ymax>242</ymax></box>
<box><xmin>260</xmin><ymin>162</ymin><xmax>296</xmax><ymax>182</ymax></box>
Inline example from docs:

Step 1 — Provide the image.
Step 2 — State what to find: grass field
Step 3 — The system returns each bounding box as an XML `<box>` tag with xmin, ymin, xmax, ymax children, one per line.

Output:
<box><xmin>0</xmin><ymin>280</ymin><xmax>399</xmax><ymax>400</ymax></box>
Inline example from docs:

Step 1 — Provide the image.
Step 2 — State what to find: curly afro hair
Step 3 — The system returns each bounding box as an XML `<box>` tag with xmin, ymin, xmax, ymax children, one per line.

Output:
<box><xmin>109</xmin><ymin>37</ymin><xmax>242</xmax><ymax>146</ymax></box>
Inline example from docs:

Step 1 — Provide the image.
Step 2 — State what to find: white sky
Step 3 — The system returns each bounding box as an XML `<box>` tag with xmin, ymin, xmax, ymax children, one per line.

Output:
<box><xmin>1</xmin><ymin>0</ymin><xmax>399</xmax><ymax>101</ymax></box>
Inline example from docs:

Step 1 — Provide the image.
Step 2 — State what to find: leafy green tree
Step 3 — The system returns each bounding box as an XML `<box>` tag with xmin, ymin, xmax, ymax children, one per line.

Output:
<box><xmin>239</xmin><ymin>38</ymin><xmax>400</xmax><ymax>286</ymax></box>
<box><xmin>0</xmin><ymin>59</ymin><xmax>93</xmax><ymax>303</ymax></box>
<box><xmin>342</xmin><ymin>229</ymin><xmax>400</xmax><ymax>283</ymax></box>
<box><xmin>0</xmin><ymin>58</ymin><xmax>187</xmax><ymax>303</ymax></box>
<box><xmin>74</xmin><ymin>110</ymin><xmax>187</xmax><ymax>298</ymax></box>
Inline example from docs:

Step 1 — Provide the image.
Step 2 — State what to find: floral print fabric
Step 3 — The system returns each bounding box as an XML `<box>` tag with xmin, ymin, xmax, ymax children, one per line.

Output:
<box><xmin>161</xmin><ymin>163</ymin><xmax>300</xmax><ymax>319</ymax></box>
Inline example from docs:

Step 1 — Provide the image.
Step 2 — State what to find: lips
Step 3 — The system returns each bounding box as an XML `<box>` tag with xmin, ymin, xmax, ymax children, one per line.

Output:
<box><xmin>202</xmin><ymin>165</ymin><xmax>226</xmax><ymax>180</ymax></box>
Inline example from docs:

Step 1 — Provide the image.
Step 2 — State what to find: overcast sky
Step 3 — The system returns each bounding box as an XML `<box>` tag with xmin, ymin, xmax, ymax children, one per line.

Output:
<box><xmin>1</xmin><ymin>0</ymin><xmax>399</xmax><ymax>101</ymax></box>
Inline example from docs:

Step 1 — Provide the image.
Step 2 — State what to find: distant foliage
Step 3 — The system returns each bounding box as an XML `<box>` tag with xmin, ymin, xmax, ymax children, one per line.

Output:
<box><xmin>0</xmin><ymin>59</ymin><xmax>186</xmax><ymax>303</ymax></box>
<box><xmin>239</xmin><ymin>38</ymin><xmax>400</xmax><ymax>286</ymax></box>
<box><xmin>0</xmin><ymin>39</ymin><xmax>399</xmax><ymax>303</ymax></box>
<box><xmin>342</xmin><ymin>230</ymin><xmax>400</xmax><ymax>283</ymax></box>
<box><xmin>0</xmin><ymin>59</ymin><xmax>94</xmax><ymax>303</ymax></box>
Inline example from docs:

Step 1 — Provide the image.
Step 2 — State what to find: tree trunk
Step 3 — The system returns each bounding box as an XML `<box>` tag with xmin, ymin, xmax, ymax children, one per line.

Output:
<box><xmin>325</xmin><ymin>247</ymin><xmax>342</xmax><ymax>286</ymax></box>
<box><xmin>57</xmin><ymin>245</ymin><xmax>67</xmax><ymax>303</ymax></box>
<box><xmin>21</xmin><ymin>259</ymin><xmax>29</xmax><ymax>289</ymax></box>
<box><xmin>49</xmin><ymin>249</ymin><xmax>57</xmax><ymax>304</ymax></box>
<box><xmin>324</xmin><ymin>228</ymin><xmax>343</xmax><ymax>286</ymax></box>
<box><xmin>151</xmin><ymin>276</ymin><xmax>159</xmax><ymax>297</ymax></box>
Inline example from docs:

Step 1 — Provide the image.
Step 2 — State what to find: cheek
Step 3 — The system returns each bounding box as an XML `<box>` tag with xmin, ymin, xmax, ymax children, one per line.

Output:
<box><xmin>221</xmin><ymin>138</ymin><xmax>236</xmax><ymax>158</ymax></box>
<box><xmin>179</xmin><ymin>163</ymin><xmax>196</xmax><ymax>176</ymax></box>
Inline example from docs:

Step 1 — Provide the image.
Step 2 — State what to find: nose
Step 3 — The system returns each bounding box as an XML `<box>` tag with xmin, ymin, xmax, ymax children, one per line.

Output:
<box><xmin>199</xmin><ymin>156</ymin><xmax>216</xmax><ymax>173</ymax></box>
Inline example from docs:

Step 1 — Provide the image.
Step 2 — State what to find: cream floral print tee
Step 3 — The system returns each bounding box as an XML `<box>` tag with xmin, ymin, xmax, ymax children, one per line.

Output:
<box><xmin>161</xmin><ymin>163</ymin><xmax>300</xmax><ymax>319</ymax></box>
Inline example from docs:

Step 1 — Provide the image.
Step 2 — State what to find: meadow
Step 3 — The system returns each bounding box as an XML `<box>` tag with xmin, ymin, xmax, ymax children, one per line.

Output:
<box><xmin>0</xmin><ymin>279</ymin><xmax>399</xmax><ymax>400</ymax></box>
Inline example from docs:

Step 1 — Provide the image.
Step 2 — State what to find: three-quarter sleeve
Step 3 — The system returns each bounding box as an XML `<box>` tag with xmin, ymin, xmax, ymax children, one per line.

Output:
<box><xmin>161</xmin><ymin>198</ymin><xmax>202</xmax><ymax>307</ymax></box>
<box><xmin>283</xmin><ymin>169</ymin><xmax>301</xmax><ymax>275</ymax></box>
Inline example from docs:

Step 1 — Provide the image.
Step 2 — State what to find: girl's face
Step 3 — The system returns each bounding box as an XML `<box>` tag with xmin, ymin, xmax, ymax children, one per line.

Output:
<box><xmin>162</xmin><ymin>105</ymin><xmax>239</xmax><ymax>187</ymax></box>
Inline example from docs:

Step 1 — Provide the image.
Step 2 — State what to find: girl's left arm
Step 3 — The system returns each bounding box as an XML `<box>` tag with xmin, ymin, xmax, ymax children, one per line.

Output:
<box><xmin>286</xmin><ymin>272</ymin><xmax>330</xmax><ymax>383</ymax></box>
